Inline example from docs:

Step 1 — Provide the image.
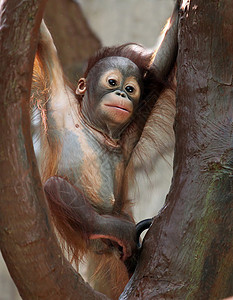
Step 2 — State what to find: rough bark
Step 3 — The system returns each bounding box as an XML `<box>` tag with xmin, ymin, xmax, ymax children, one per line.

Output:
<box><xmin>44</xmin><ymin>0</ymin><xmax>101</xmax><ymax>83</ymax></box>
<box><xmin>121</xmin><ymin>0</ymin><xmax>233</xmax><ymax>299</ymax></box>
<box><xmin>0</xmin><ymin>1</ymin><xmax>106</xmax><ymax>299</ymax></box>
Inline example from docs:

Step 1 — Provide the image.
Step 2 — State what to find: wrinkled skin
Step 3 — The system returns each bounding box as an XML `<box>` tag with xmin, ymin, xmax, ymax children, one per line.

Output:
<box><xmin>77</xmin><ymin>57</ymin><xmax>143</xmax><ymax>139</ymax></box>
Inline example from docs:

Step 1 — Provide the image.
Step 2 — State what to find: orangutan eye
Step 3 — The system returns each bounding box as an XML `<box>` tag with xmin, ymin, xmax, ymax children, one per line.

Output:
<box><xmin>108</xmin><ymin>79</ymin><xmax>117</xmax><ymax>86</ymax></box>
<box><xmin>125</xmin><ymin>85</ymin><xmax>135</xmax><ymax>93</ymax></box>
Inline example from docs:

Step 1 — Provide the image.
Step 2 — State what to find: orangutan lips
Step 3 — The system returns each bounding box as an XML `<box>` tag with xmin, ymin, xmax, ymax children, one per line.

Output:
<box><xmin>104</xmin><ymin>104</ymin><xmax>131</xmax><ymax>113</ymax></box>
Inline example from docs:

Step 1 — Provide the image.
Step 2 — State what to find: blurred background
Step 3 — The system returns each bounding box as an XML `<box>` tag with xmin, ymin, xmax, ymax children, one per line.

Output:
<box><xmin>79</xmin><ymin>0</ymin><xmax>174</xmax><ymax>47</ymax></box>
<box><xmin>0</xmin><ymin>0</ymin><xmax>174</xmax><ymax>298</ymax></box>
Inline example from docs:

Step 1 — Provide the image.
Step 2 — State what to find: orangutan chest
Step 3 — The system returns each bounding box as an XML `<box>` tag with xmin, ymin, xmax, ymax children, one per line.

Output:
<box><xmin>57</xmin><ymin>129</ymin><xmax>125</xmax><ymax>211</ymax></box>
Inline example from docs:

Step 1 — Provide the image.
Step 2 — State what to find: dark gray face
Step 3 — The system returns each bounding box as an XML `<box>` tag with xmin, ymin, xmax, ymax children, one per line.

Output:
<box><xmin>77</xmin><ymin>57</ymin><xmax>143</xmax><ymax>139</ymax></box>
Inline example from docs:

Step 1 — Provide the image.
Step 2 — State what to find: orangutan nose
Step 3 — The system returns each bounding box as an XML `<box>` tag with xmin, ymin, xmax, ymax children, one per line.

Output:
<box><xmin>115</xmin><ymin>91</ymin><xmax>126</xmax><ymax>98</ymax></box>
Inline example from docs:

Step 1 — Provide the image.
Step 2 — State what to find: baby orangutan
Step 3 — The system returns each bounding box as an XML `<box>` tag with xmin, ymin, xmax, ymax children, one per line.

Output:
<box><xmin>32</xmin><ymin>3</ymin><xmax>179</xmax><ymax>298</ymax></box>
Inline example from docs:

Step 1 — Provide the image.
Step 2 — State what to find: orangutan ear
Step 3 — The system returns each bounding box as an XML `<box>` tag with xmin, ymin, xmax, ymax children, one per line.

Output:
<box><xmin>76</xmin><ymin>78</ymin><xmax>87</xmax><ymax>96</ymax></box>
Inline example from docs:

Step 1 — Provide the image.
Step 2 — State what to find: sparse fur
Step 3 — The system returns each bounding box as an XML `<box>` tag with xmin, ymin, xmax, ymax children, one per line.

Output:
<box><xmin>31</xmin><ymin>11</ymin><xmax>177</xmax><ymax>298</ymax></box>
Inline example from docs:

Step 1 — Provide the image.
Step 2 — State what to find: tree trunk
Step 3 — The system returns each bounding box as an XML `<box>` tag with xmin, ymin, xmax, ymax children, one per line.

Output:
<box><xmin>121</xmin><ymin>1</ymin><xmax>233</xmax><ymax>299</ymax></box>
<box><xmin>44</xmin><ymin>0</ymin><xmax>101</xmax><ymax>83</ymax></box>
<box><xmin>0</xmin><ymin>1</ymin><xmax>106</xmax><ymax>299</ymax></box>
